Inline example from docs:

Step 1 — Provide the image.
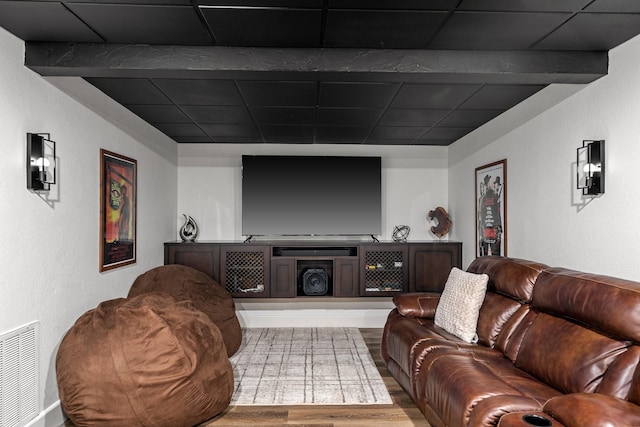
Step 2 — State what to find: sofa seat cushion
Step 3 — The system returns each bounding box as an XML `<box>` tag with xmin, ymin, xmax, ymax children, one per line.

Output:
<box><xmin>417</xmin><ymin>352</ymin><xmax>562</xmax><ymax>427</ymax></box>
<box><xmin>384</xmin><ymin>310</ymin><xmax>513</xmax><ymax>401</ymax></box>
<box><xmin>544</xmin><ymin>393</ymin><xmax>640</xmax><ymax>427</ymax></box>
<box><xmin>434</xmin><ymin>267</ymin><xmax>489</xmax><ymax>343</ymax></box>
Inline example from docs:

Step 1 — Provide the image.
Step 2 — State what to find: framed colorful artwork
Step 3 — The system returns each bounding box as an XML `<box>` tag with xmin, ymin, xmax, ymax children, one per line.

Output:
<box><xmin>475</xmin><ymin>159</ymin><xmax>507</xmax><ymax>257</ymax></box>
<box><xmin>100</xmin><ymin>149</ymin><xmax>137</xmax><ymax>272</ymax></box>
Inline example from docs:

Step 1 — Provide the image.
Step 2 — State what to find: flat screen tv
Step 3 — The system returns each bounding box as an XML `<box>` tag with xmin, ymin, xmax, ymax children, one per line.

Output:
<box><xmin>242</xmin><ymin>155</ymin><xmax>382</xmax><ymax>237</ymax></box>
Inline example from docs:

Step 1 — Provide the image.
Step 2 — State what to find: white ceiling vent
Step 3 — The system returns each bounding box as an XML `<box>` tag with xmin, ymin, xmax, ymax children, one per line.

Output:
<box><xmin>0</xmin><ymin>321</ymin><xmax>39</xmax><ymax>427</ymax></box>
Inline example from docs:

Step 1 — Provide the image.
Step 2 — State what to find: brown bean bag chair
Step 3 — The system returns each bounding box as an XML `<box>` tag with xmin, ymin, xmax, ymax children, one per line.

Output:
<box><xmin>128</xmin><ymin>264</ymin><xmax>242</xmax><ymax>356</ymax></box>
<box><xmin>56</xmin><ymin>293</ymin><xmax>233</xmax><ymax>427</ymax></box>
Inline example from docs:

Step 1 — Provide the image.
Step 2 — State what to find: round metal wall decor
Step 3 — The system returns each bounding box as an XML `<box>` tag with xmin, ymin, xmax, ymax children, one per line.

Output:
<box><xmin>392</xmin><ymin>225</ymin><xmax>410</xmax><ymax>242</ymax></box>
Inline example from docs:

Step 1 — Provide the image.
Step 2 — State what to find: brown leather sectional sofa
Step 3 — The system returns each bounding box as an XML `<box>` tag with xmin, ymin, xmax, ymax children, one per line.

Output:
<box><xmin>382</xmin><ymin>256</ymin><xmax>640</xmax><ymax>427</ymax></box>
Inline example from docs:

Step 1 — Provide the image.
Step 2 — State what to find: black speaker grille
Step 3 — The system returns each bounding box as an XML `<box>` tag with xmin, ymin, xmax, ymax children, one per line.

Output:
<box><xmin>302</xmin><ymin>268</ymin><xmax>328</xmax><ymax>296</ymax></box>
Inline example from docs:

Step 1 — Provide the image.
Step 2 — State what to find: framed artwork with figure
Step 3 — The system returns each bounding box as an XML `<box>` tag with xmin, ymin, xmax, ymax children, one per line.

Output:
<box><xmin>475</xmin><ymin>159</ymin><xmax>507</xmax><ymax>257</ymax></box>
<box><xmin>100</xmin><ymin>149</ymin><xmax>137</xmax><ymax>272</ymax></box>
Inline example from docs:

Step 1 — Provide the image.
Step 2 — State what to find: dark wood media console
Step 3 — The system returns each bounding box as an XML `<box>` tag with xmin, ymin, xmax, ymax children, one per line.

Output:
<box><xmin>164</xmin><ymin>241</ymin><xmax>462</xmax><ymax>299</ymax></box>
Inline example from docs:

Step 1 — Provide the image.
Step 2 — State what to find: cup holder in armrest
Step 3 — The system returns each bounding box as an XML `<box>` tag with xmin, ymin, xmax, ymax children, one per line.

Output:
<box><xmin>522</xmin><ymin>414</ymin><xmax>552</xmax><ymax>426</ymax></box>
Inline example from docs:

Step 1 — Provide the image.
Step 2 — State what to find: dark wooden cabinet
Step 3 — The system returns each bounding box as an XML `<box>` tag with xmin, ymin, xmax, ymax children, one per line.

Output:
<box><xmin>334</xmin><ymin>258</ymin><xmax>359</xmax><ymax>297</ymax></box>
<box><xmin>164</xmin><ymin>241</ymin><xmax>461</xmax><ymax>298</ymax></box>
<box><xmin>165</xmin><ymin>243</ymin><xmax>220</xmax><ymax>282</ymax></box>
<box><xmin>271</xmin><ymin>258</ymin><xmax>296</xmax><ymax>298</ymax></box>
<box><xmin>360</xmin><ymin>244</ymin><xmax>409</xmax><ymax>296</ymax></box>
<box><xmin>409</xmin><ymin>242</ymin><xmax>462</xmax><ymax>293</ymax></box>
<box><xmin>220</xmin><ymin>245</ymin><xmax>270</xmax><ymax>298</ymax></box>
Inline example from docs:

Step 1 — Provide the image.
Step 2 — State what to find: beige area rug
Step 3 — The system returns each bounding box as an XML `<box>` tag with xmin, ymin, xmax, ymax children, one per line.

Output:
<box><xmin>228</xmin><ymin>327</ymin><xmax>393</xmax><ymax>405</ymax></box>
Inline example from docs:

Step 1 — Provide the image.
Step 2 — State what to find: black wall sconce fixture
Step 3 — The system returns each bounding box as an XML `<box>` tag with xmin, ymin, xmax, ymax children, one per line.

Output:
<box><xmin>577</xmin><ymin>139</ymin><xmax>605</xmax><ymax>196</ymax></box>
<box><xmin>27</xmin><ymin>132</ymin><xmax>56</xmax><ymax>191</ymax></box>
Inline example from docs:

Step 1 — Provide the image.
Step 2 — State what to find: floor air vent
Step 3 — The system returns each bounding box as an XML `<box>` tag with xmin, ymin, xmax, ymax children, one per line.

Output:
<box><xmin>1</xmin><ymin>321</ymin><xmax>39</xmax><ymax>427</ymax></box>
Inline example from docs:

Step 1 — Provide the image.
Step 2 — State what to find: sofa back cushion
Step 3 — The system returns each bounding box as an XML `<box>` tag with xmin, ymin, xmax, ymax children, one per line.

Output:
<box><xmin>467</xmin><ymin>257</ymin><xmax>548</xmax><ymax>347</ymax></box>
<box><xmin>468</xmin><ymin>256</ymin><xmax>548</xmax><ymax>303</ymax></box>
<box><xmin>516</xmin><ymin>267</ymin><xmax>640</xmax><ymax>397</ymax></box>
<box><xmin>515</xmin><ymin>312</ymin><xmax>629</xmax><ymax>394</ymax></box>
<box><xmin>532</xmin><ymin>268</ymin><xmax>640</xmax><ymax>343</ymax></box>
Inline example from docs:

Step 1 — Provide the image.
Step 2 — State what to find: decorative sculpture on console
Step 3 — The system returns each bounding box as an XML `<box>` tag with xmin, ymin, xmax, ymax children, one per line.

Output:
<box><xmin>428</xmin><ymin>207</ymin><xmax>452</xmax><ymax>238</ymax></box>
<box><xmin>392</xmin><ymin>225</ymin><xmax>410</xmax><ymax>242</ymax></box>
<box><xmin>179</xmin><ymin>214</ymin><xmax>199</xmax><ymax>242</ymax></box>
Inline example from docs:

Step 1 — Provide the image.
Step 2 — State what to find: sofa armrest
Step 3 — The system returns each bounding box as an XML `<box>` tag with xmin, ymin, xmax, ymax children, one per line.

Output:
<box><xmin>544</xmin><ymin>393</ymin><xmax>640</xmax><ymax>427</ymax></box>
<box><xmin>392</xmin><ymin>292</ymin><xmax>440</xmax><ymax>318</ymax></box>
<box><xmin>497</xmin><ymin>412</ymin><xmax>564</xmax><ymax>427</ymax></box>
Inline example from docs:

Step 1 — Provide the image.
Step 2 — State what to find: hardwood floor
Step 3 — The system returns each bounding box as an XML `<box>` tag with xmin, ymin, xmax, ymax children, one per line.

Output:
<box><xmin>63</xmin><ymin>328</ymin><xmax>428</xmax><ymax>427</ymax></box>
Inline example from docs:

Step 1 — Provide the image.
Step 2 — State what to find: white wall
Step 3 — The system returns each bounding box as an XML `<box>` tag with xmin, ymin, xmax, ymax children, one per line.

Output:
<box><xmin>449</xmin><ymin>34</ymin><xmax>640</xmax><ymax>281</ymax></box>
<box><xmin>177</xmin><ymin>143</ymin><xmax>450</xmax><ymax>242</ymax></box>
<box><xmin>0</xmin><ymin>28</ymin><xmax>178</xmax><ymax>426</ymax></box>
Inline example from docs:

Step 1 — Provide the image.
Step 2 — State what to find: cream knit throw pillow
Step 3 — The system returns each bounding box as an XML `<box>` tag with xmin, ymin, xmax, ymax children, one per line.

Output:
<box><xmin>434</xmin><ymin>267</ymin><xmax>489</xmax><ymax>343</ymax></box>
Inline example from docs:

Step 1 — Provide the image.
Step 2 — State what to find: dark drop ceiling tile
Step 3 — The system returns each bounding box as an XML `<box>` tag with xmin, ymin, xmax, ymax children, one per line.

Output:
<box><xmin>154</xmin><ymin>123</ymin><xmax>207</xmax><ymax>137</ymax></box>
<box><xmin>319</xmin><ymin>82</ymin><xmax>399</xmax><ymax>108</ymax></box>
<box><xmin>392</xmin><ymin>84</ymin><xmax>481</xmax><ymax>109</ymax></box>
<box><xmin>318</xmin><ymin>108</ymin><xmax>383</xmax><ymax>126</ymax></box>
<box><xmin>211</xmin><ymin>137</ymin><xmax>265</xmax><ymax>143</ymax></box>
<box><xmin>412</xmin><ymin>139</ymin><xmax>452</xmax><ymax>146</ymax></box>
<box><xmin>460</xmin><ymin>85</ymin><xmax>544</xmax><ymax>110</ymax></box>
<box><xmin>369</xmin><ymin>126</ymin><xmax>428</xmax><ymax>140</ymax></box>
<box><xmin>379</xmin><ymin>109</ymin><xmax>449</xmax><ymax>126</ymax></box>
<box><xmin>68</xmin><ymin>4</ymin><xmax>211</xmax><ymax>44</ymax></box>
<box><xmin>182</xmin><ymin>106</ymin><xmax>253</xmax><ymax>123</ymax></box>
<box><xmin>238</xmin><ymin>81</ymin><xmax>317</xmax><ymax>107</ymax></box>
<box><xmin>173</xmin><ymin>136</ymin><xmax>214</xmax><ymax>143</ymax></box>
<box><xmin>439</xmin><ymin>109</ymin><xmax>503</xmax><ymax>127</ymax></box>
<box><xmin>429</xmin><ymin>12</ymin><xmax>572</xmax><ymax>49</ymax></box>
<box><xmin>324</xmin><ymin>10</ymin><xmax>448</xmax><ymax>48</ymax></box>
<box><xmin>126</xmin><ymin>105</ymin><xmax>191</xmax><ymax>123</ymax></box>
<box><xmin>201</xmin><ymin>8</ymin><xmax>322</xmax><ymax>47</ymax></box>
<box><xmin>316</xmin><ymin>126</ymin><xmax>370</xmax><ymax>143</ymax></box>
<box><xmin>586</xmin><ymin>0</ymin><xmax>640</xmax><ymax>13</ymax></box>
<box><xmin>86</xmin><ymin>78</ymin><xmax>171</xmax><ymax>105</ymax></box>
<box><xmin>458</xmin><ymin>0</ymin><xmax>591</xmax><ymax>12</ymax></box>
<box><xmin>261</xmin><ymin>125</ymin><xmax>315</xmax><ymax>142</ymax></box>
<box><xmin>200</xmin><ymin>0</ymin><xmax>322</xmax><ymax>6</ymax></box>
<box><xmin>365</xmin><ymin>139</ymin><xmax>420</xmax><ymax>146</ymax></box>
<box><xmin>535</xmin><ymin>13</ymin><xmax>640</xmax><ymax>51</ymax></box>
<box><xmin>0</xmin><ymin>1</ymin><xmax>101</xmax><ymax>42</ymax></box>
<box><xmin>153</xmin><ymin>79</ymin><xmax>243</xmax><ymax>106</ymax></box>
<box><xmin>328</xmin><ymin>0</ymin><xmax>458</xmax><ymax>10</ymax></box>
<box><xmin>201</xmin><ymin>123</ymin><xmax>259</xmax><ymax>138</ymax></box>
<box><xmin>66</xmin><ymin>0</ymin><xmax>193</xmax><ymax>3</ymax></box>
<box><xmin>251</xmin><ymin>107</ymin><xmax>316</xmax><ymax>125</ymax></box>
<box><xmin>420</xmin><ymin>126</ymin><xmax>474</xmax><ymax>141</ymax></box>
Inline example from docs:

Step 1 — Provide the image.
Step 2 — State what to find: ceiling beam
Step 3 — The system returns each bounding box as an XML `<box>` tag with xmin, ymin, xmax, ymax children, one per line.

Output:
<box><xmin>24</xmin><ymin>42</ymin><xmax>608</xmax><ymax>84</ymax></box>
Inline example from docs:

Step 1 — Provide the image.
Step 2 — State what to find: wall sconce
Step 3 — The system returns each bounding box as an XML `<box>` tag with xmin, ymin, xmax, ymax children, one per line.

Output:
<box><xmin>27</xmin><ymin>133</ymin><xmax>56</xmax><ymax>191</ymax></box>
<box><xmin>577</xmin><ymin>139</ymin><xmax>605</xmax><ymax>196</ymax></box>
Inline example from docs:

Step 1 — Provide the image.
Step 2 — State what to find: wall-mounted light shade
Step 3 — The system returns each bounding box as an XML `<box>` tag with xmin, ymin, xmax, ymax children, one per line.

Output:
<box><xmin>27</xmin><ymin>133</ymin><xmax>56</xmax><ymax>191</ymax></box>
<box><xmin>577</xmin><ymin>139</ymin><xmax>605</xmax><ymax>195</ymax></box>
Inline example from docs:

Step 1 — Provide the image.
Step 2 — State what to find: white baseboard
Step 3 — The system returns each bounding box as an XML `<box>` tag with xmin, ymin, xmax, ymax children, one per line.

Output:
<box><xmin>236</xmin><ymin>308</ymin><xmax>392</xmax><ymax>329</ymax></box>
<box><xmin>26</xmin><ymin>400</ymin><xmax>65</xmax><ymax>427</ymax></box>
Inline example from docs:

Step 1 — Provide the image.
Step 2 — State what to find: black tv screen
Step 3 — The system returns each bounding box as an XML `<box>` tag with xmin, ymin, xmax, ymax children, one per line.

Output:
<box><xmin>242</xmin><ymin>155</ymin><xmax>382</xmax><ymax>236</ymax></box>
